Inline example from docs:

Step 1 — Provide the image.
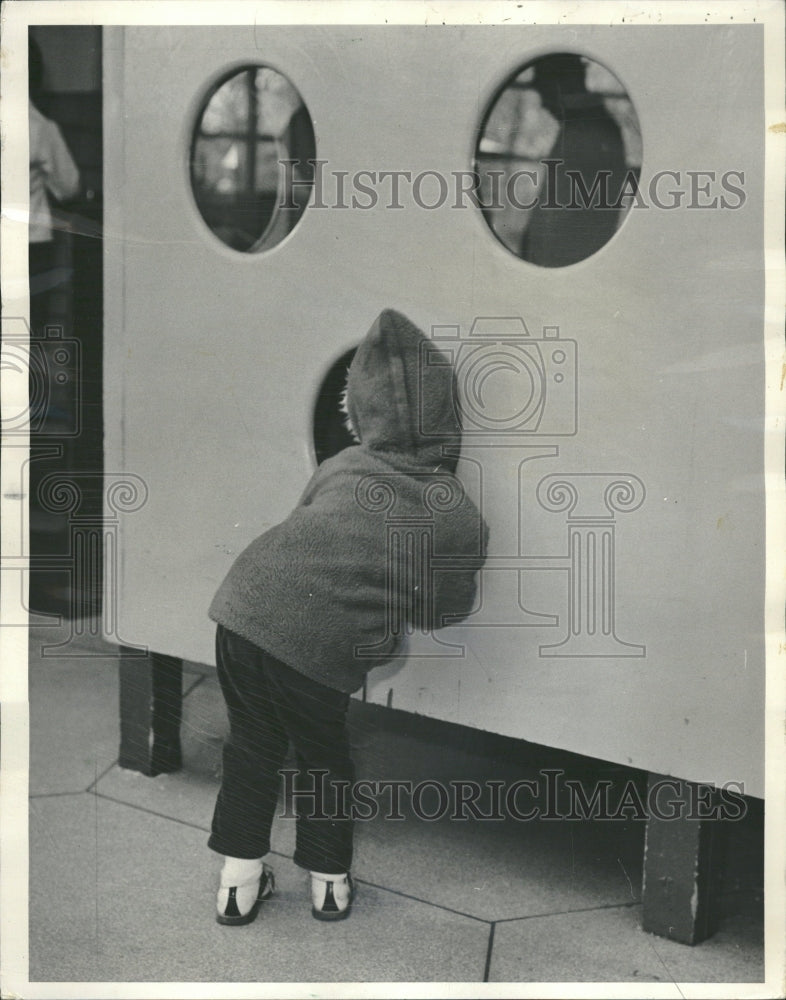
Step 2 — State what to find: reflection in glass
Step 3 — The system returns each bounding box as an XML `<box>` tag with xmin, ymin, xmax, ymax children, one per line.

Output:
<box><xmin>191</xmin><ymin>65</ymin><xmax>315</xmax><ymax>252</ymax></box>
<box><xmin>476</xmin><ymin>54</ymin><xmax>642</xmax><ymax>267</ymax></box>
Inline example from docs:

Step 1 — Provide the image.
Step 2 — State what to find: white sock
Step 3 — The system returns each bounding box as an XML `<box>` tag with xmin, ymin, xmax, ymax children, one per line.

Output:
<box><xmin>220</xmin><ymin>855</ymin><xmax>264</xmax><ymax>888</ymax></box>
<box><xmin>310</xmin><ymin>870</ymin><xmax>352</xmax><ymax>910</ymax></box>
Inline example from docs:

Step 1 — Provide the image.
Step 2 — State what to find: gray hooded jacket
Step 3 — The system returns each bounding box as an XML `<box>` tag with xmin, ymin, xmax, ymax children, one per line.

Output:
<box><xmin>209</xmin><ymin>309</ymin><xmax>488</xmax><ymax>693</ymax></box>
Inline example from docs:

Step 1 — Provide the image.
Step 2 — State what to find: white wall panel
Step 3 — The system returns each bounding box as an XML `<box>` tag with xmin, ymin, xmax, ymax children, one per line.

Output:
<box><xmin>104</xmin><ymin>24</ymin><xmax>765</xmax><ymax>794</ymax></box>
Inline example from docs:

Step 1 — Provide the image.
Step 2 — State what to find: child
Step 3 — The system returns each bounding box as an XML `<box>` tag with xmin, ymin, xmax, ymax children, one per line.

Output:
<box><xmin>207</xmin><ymin>308</ymin><xmax>487</xmax><ymax>924</ymax></box>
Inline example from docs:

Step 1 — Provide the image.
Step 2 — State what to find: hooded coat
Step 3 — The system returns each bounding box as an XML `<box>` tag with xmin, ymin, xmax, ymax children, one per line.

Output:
<box><xmin>208</xmin><ymin>309</ymin><xmax>488</xmax><ymax>693</ymax></box>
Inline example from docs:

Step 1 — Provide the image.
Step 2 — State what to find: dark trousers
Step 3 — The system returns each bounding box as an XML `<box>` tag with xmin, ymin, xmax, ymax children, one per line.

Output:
<box><xmin>208</xmin><ymin>624</ymin><xmax>354</xmax><ymax>874</ymax></box>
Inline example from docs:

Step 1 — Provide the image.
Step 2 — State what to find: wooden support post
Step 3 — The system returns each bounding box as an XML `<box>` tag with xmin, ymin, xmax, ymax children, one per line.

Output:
<box><xmin>118</xmin><ymin>647</ymin><xmax>183</xmax><ymax>775</ymax></box>
<box><xmin>641</xmin><ymin>772</ymin><xmax>727</xmax><ymax>944</ymax></box>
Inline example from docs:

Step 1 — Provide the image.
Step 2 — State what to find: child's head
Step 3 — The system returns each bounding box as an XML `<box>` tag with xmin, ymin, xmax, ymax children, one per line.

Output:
<box><xmin>344</xmin><ymin>309</ymin><xmax>461</xmax><ymax>466</ymax></box>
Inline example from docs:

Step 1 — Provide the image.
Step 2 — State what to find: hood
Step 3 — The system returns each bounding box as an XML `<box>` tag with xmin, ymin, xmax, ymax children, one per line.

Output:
<box><xmin>346</xmin><ymin>309</ymin><xmax>462</xmax><ymax>467</ymax></box>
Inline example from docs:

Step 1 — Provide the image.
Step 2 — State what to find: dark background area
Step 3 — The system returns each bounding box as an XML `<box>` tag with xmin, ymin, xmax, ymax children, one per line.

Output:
<box><xmin>28</xmin><ymin>26</ymin><xmax>103</xmax><ymax>617</ymax></box>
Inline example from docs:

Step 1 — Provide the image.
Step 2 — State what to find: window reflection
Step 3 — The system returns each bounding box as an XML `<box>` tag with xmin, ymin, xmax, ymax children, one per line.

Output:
<box><xmin>476</xmin><ymin>54</ymin><xmax>642</xmax><ymax>267</ymax></box>
<box><xmin>191</xmin><ymin>66</ymin><xmax>315</xmax><ymax>252</ymax></box>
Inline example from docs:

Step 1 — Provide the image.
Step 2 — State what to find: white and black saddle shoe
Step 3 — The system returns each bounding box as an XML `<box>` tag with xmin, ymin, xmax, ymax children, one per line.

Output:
<box><xmin>216</xmin><ymin>863</ymin><xmax>275</xmax><ymax>926</ymax></box>
<box><xmin>310</xmin><ymin>871</ymin><xmax>354</xmax><ymax>921</ymax></box>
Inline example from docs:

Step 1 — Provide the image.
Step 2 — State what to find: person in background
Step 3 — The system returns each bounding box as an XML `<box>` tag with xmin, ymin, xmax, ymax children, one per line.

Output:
<box><xmin>519</xmin><ymin>54</ymin><xmax>628</xmax><ymax>268</ymax></box>
<box><xmin>28</xmin><ymin>36</ymin><xmax>80</xmax><ymax>336</ymax></box>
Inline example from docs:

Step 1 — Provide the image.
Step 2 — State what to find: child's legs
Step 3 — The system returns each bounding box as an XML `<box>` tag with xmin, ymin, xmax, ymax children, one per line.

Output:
<box><xmin>264</xmin><ymin>665</ymin><xmax>355</xmax><ymax>875</ymax></box>
<box><xmin>208</xmin><ymin>625</ymin><xmax>289</xmax><ymax>859</ymax></box>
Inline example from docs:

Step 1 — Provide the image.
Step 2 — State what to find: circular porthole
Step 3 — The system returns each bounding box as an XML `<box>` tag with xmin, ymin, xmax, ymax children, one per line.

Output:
<box><xmin>190</xmin><ymin>65</ymin><xmax>316</xmax><ymax>252</ymax></box>
<box><xmin>475</xmin><ymin>53</ymin><xmax>642</xmax><ymax>267</ymax></box>
<box><xmin>312</xmin><ymin>348</ymin><xmax>358</xmax><ymax>465</ymax></box>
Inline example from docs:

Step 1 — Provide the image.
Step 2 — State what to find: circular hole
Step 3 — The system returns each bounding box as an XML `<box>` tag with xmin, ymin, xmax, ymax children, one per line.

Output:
<box><xmin>190</xmin><ymin>65</ymin><xmax>316</xmax><ymax>253</ymax></box>
<box><xmin>475</xmin><ymin>52</ymin><xmax>642</xmax><ymax>267</ymax></box>
<box><xmin>312</xmin><ymin>348</ymin><xmax>358</xmax><ymax>465</ymax></box>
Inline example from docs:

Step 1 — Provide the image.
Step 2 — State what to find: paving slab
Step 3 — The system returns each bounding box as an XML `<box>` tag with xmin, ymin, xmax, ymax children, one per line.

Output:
<box><xmin>95</xmin><ymin>675</ymin><xmax>645</xmax><ymax>922</ymax></box>
<box><xmin>487</xmin><ymin>900</ymin><xmax>764</xmax><ymax>983</ymax></box>
<box><xmin>29</xmin><ymin>794</ymin><xmax>489</xmax><ymax>983</ymax></box>
<box><xmin>31</xmin><ymin>633</ymin><xmax>765</xmax><ymax>986</ymax></box>
<box><xmin>29</xmin><ymin>630</ymin><xmax>121</xmax><ymax>795</ymax></box>
<box><xmin>28</xmin><ymin>621</ymin><xmax>210</xmax><ymax>795</ymax></box>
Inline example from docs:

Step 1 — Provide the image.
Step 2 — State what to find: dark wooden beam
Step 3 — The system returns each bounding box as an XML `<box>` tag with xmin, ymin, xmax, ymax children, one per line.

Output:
<box><xmin>641</xmin><ymin>772</ymin><xmax>727</xmax><ymax>944</ymax></box>
<box><xmin>118</xmin><ymin>648</ymin><xmax>183</xmax><ymax>775</ymax></box>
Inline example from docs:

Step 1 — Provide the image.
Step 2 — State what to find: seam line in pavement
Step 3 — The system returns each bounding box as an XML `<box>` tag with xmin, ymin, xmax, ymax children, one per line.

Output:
<box><xmin>493</xmin><ymin>899</ymin><xmax>641</xmax><ymax>925</ymax></box>
<box><xmin>483</xmin><ymin>922</ymin><xmax>496</xmax><ymax>982</ymax></box>
<box><xmin>89</xmin><ymin>790</ymin><xmax>217</xmax><ymax>834</ymax></box>
<box><xmin>346</xmin><ymin>875</ymin><xmax>492</xmax><ymax>924</ymax></box>
<box><xmin>30</xmin><ymin>789</ymin><xmax>96</xmax><ymax>800</ymax></box>
<box><xmin>85</xmin><ymin>758</ymin><xmax>121</xmax><ymax>792</ymax></box>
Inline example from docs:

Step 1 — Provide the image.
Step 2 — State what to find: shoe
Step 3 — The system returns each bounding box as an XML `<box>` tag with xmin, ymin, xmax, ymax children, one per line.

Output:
<box><xmin>310</xmin><ymin>871</ymin><xmax>354</xmax><ymax>921</ymax></box>
<box><xmin>216</xmin><ymin>863</ymin><xmax>275</xmax><ymax>926</ymax></box>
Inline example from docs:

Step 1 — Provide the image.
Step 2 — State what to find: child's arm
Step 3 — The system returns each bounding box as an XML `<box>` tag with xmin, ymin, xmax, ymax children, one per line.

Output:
<box><xmin>422</xmin><ymin>508</ymin><xmax>489</xmax><ymax>630</ymax></box>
